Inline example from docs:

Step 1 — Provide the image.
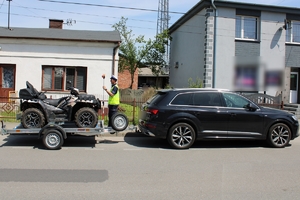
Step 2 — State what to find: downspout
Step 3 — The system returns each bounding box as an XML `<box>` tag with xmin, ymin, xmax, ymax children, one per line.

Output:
<box><xmin>211</xmin><ymin>0</ymin><xmax>217</xmax><ymax>88</ymax></box>
<box><xmin>112</xmin><ymin>42</ymin><xmax>120</xmax><ymax>75</ymax></box>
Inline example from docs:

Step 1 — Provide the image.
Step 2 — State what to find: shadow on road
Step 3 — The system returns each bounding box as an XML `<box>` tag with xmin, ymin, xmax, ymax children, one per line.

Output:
<box><xmin>124</xmin><ymin>133</ymin><xmax>277</xmax><ymax>149</ymax></box>
<box><xmin>0</xmin><ymin>135</ymin><xmax>99</xmax><ymax>150</ymax></box>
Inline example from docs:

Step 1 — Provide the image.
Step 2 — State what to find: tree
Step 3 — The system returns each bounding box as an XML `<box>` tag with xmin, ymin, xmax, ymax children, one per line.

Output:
<box><xmin>188</xmin><ymin>77</ymin><xmax>203</xmax><ymax>88</ymax></box>
<box><xmin>113</xmin><ymin>17</ymin><xmax>171</xmax><ymax>89</ymax></box>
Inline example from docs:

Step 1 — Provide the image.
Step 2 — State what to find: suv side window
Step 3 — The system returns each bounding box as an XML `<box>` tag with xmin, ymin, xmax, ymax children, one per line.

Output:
<box><xmin>193</xmin><ymin>92</ymin><xmax>223</xmax><ymax>106</ymax></box>
<box><xmin>170</xmin><ymin>93</ymin><xmax>192</xmax><ymax>105</ymax></box>
<box><xmin>223</xmin><ymin>93</ymin><xmax>250</xmax><ymax>108</ymax></box>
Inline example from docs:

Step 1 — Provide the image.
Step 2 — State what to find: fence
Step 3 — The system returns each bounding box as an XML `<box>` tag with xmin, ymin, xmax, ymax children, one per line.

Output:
<box><xmin>0</xmin><ymin>92</ymin><xmax>283</xmax><ymax>124</ymax></box>
<box><xmin>240</xmin><ymin>93</ymin><xmax>283</xmax><ymax>109</ymax></box>
<box><xmin>0</xmin><ymin>96</ymin><xmax>145</xmax><ymax>125</ymax></box>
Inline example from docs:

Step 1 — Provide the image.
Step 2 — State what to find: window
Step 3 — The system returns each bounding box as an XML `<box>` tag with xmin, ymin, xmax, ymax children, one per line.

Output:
<box><xmin>286</xmin><ymin>20</ymin><xmax>300</xmax><ymax>43</ymax></box>
<box><xmin>42</xmin><ymin>66</ymin><xmax>87</xmax><ymax>91</ymax></box>
<box><xmin>236</xmin><ymin>16</ymin><xmax>258</xmax><ymax>40</ymax></box>
<box><xmin>193</xmin><ymin>92</ymin><xmax>222</xmax><ymax>107</ymax></box>
<box><xmin>171</xmin><ymin>93</ymin><xmax>192</xmax><ymax>105</ymax></box>
<box><xmin>223</xmin><ymin>93</ymin><xmax>252</xmax><ymax>108</ymax></box>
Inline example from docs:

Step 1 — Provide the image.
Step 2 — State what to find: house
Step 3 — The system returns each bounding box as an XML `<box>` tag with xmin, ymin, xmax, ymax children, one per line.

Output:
<box><xmin>169</xmin><ymin>0</ymin><xmax>300</xmax><ymax>104</ymax></box>
<box><xmin>117</xmin><ymin>54</ymin><xmax>168</xmax><ymax>89</ymax></box>
<box><xmin>0</xmin><ymin>19</ymin><xmax>121</xmax><ymax>100</ymax></box>
<box><xmin>138</xmin><ymin>67</ymin><xmax>169</xmax><ymax>89</ymax></box>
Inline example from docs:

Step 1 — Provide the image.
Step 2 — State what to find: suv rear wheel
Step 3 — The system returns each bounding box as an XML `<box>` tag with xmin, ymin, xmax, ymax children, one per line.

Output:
<box><xmin>167</xmin><ymin>123</ymin><xmax>196</xmax><ymax>149</ymax></box>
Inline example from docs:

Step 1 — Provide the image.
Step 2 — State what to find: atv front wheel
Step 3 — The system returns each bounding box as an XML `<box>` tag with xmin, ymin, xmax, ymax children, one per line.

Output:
<box><xmin>21</xmin><ymin>108</ymin><xmax>46</xmax><ymax>128</ymax></box>
<box><xmin>74</xmin><ymin>107</ymin><xmax>98</xmax><ymax>128</ymax></box>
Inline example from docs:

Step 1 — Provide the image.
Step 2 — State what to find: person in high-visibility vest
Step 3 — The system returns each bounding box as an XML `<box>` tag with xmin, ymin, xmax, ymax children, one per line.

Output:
<box><xmin>103</xmin><ymin>75</ymin><xmax>120</xmax><ymax>128</ymax></box>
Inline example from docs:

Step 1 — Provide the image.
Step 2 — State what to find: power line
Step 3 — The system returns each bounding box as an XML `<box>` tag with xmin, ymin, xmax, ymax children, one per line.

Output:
<box><xmin>38</xmin><ymin>0</ymin><xmax>185</xmax><ymax>14</ymax></box>
<box><xmin>11</xmin><ymin>4</ymin><xmax>157</xmax><ymax>24</ymax></box>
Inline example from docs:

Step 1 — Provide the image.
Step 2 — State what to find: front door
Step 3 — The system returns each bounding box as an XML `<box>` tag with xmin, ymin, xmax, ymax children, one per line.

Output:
<box><xmin>290</xmin><ymin>72</ymin><xmax>298</xmax><ymax>103</ymax></box>
<box><xmin>0</xmin><ymin>64</ymin><xmax>15</xmax><ymax>99</ymax></box>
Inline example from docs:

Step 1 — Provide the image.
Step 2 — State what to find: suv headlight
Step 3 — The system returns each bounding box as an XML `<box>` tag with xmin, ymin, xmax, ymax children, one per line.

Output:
<box><xmin>291</xmin><ymin>115</ymin><xmax>298</xmax><ymax>122</ymax></box>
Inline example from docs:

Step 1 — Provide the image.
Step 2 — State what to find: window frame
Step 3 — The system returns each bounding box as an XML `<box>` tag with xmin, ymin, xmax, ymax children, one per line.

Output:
<box><xmin>42</xmin><ymin>65</ymin><xmax>87</xmax><ymax>92</ymax></box>
<box><xmin>235</xmin><ymin>15</ymin><xmax>259</xmax><ymax>41</ymax></box>
<box><xmin>286</xmin><ymin>20</ymin><xmax>300</xmax><ymax>44</ymax></box>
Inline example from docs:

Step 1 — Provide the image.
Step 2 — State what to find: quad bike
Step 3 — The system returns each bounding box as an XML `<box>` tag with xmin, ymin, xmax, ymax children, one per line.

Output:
<box><xmin>19</xmin><ymin>81</ymin><xmax>129</xmax><ymax>131</ymax></box>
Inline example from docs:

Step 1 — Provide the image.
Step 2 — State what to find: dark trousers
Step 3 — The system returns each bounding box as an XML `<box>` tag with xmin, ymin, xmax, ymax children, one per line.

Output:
<box><xmin>108</xmin><ymin>105</ymin><xmax>118</xmax><ymax>127</ymax></box>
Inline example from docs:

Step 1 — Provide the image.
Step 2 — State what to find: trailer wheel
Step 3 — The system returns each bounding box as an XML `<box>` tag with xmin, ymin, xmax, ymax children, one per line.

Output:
<box><xmin>43</xmin><ymin>129</ymin><xmax>64</xmax><ymax>150</ymax></box>
<box><xmin>111</xmin><ymin>112</ymin><xmax>129</xmax><ymax>131</ymax></box>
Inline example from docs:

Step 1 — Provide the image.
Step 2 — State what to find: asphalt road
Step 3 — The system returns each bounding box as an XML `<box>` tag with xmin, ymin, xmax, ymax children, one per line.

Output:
<box><xmin>1</xmin><ymin>133</ymin><xmax>300</xmax><ymax>200</ymax></box>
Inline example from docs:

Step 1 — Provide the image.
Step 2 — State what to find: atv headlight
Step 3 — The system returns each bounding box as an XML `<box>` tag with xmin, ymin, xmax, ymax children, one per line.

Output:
<box><xmin>291</xmin><ymin>115</ymin><xmax>298</xmax><ymax>122</ymax></box>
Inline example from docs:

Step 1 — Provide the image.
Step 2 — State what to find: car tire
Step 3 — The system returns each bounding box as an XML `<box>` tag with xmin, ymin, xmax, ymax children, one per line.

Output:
<box><xmin>267</xmin><ymin>123</ymin><xmax>291</xmax><ymax>148</ymax></box>
<box><xmin>42</xmin><ymin>129</ymin><xmax>64</xmax><ymax>150</ymax></box>
<box><xmin>111</xmin><ymin>112</ymin><xmax>129</xmax><ymax>131</ymax></box>
<box><xmin>75</xmin><ymin>107</ymin><xmax>98</xmax><ymax>128</ymax></box>
<box><xmin>21</xmin><ymin>108</ymin><xmax>46</xmax><ymax>128</ymax></box>
<box><xmin>167</xmin><ymin>123</ymin><xmax>196</xmax><ymax>149</ymax></box>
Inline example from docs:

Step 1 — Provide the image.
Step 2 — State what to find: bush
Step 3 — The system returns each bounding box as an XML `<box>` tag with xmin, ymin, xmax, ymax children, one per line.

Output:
<box><xmin>142</xmin><ymin>87</ymin><xmax>157</xmax><ymax>102</ymax></box>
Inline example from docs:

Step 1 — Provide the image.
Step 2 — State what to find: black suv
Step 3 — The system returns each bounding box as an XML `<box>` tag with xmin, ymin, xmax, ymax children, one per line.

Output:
<box><xmin>138</xmin><ymin>88</ymin><xmax>299</xmax><ymax>149</ymax></box>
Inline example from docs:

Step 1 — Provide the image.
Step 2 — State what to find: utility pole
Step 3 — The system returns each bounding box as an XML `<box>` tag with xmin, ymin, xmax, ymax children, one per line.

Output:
<box><xmin>7</xmin><ymin>0</ymin><xmax>12</xmax><ymax>29</ymax></box>
<box><xmin>157</xmin><ymin>0</ymin><xmax>170</xmax><ymax>74</ymax></box>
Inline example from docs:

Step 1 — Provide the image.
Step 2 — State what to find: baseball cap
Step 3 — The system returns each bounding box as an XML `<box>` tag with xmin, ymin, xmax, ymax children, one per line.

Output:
<box><xmin>110</xmin><ymin>75</ymin><xmax>118</xmax><ymax>81</ymax></box>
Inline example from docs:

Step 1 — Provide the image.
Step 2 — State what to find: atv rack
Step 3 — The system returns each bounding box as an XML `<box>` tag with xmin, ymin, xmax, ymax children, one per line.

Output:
<box><xmin>1</xmin><ymin>120</ymin><xmax>136</xmax><ymax>150</ymax></box>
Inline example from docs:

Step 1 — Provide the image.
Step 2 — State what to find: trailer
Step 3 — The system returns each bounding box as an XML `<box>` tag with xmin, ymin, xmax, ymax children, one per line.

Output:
<box><xmin>1</xmin><ymin>120</ymin><xmax>135</xmax><ymax>150</ymax></box>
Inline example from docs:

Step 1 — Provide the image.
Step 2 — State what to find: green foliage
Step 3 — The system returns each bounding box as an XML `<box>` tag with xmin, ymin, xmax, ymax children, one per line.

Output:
<box><xmin>164</xmin><ymin>83</ymin><xmax>173</xmax><ymax>89</ymax></box>
<box><xmin>113</xmin><ymin>17</ymin><xmax>171</xmax><ymax>89</ymax></box>
<box><xmin>142</xmin><ymin>87</ymin><xmax>157</xmax><ymax>102</ymax></box>
<box><xmin>188</xmin><ymin>77</ymin><xmax>203</xmax><ymax>88</ymax></box>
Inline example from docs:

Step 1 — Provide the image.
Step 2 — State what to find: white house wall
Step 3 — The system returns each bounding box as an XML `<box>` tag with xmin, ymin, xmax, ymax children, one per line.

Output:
<box><xmin>0</xmin><ymin>39</ymin><xmax>118</xmax><ymax>98</ymax></box>
<box><xmin>214</xmin><ymin>7</ymin><xmax>236</xmax><ymax>90</ymax></box>
<box><xmin>260</xmin><ymin>11</ymin><xmax>286</xmax><ymax>96</ymax></box>
<box><xmin>169</xmin><ymin>9</ymin><xmax>207</xmax><ymax>88</ymax></box>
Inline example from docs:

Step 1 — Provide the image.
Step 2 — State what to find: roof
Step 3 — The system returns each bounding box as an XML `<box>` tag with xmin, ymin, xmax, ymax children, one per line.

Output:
<box><xmin>0</xmin><ymin>27</ymin><xmax>121</xmax><ymax>43</ymax></box>
<box><xmin>139</xmin><ymin>67</ymin><xmax>169</xmax><ymax>77</ymax></box>
<box><xmin>169</xmin><ymin>0</ymin><xmax>300</xmax><ymax>33</ymax></box>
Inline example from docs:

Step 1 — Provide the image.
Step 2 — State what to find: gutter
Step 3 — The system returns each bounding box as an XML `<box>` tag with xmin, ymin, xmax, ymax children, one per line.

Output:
<box><xmin>112</xmin><ymin>42</ymin><xmax>120</xmax><ymax>75</ymax></box>
<box><xmin>211</xmin><ymin>0</ymin><xmax>217</xmax><ymax>88</ymax></box>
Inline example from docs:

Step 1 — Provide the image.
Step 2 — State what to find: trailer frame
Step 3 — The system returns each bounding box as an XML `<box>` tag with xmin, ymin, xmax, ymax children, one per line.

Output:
<box><xmin>1</xmin><ymin>120</ymin><xmax>135</xmax><ymax>150</ymax></box>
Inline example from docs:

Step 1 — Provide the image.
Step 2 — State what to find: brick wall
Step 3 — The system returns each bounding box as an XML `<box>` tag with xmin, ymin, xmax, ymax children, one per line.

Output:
<box><xmin>118</xmin><ymin>68</ymin><xmax>138</xmax><ymax>89</ymax></box>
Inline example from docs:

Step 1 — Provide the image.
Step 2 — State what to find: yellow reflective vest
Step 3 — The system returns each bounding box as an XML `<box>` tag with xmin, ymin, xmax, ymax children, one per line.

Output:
<box><xmin>108</xmin><ymin>85</ymin><xmax>120</xmax><ymax>105</ymax></box>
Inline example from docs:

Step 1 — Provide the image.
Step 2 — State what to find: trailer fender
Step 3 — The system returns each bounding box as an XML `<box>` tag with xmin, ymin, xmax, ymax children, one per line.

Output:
<box><xmin>38</xmin><ymin>124</ymin><xmax>67</xmax><ymax>139</ymax></box>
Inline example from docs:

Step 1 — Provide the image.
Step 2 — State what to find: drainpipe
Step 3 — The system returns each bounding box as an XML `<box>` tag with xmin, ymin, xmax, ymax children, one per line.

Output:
<box><xmin>211</xmin><ymin>0</ymin><xmax>217</xmax><ymax>88</ymax></box>
<box><xmin>112</xmin><ymin>42</ymin><xmax>120</xmax><ymax>75</ymax></box>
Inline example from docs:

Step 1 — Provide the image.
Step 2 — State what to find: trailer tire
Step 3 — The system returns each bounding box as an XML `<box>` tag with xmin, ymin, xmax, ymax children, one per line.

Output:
<box><xmin>111</xmin><ymin>112</ymin><xmax>129</xmax><ymax>131</ymax></box>
<box><xmin>43</xmin><ymin>129</ymin><xmax>64</xmax><ymax>150</ymax></box>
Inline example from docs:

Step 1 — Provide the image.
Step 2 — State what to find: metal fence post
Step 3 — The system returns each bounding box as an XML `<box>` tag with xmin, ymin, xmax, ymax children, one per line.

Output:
<box><xmin>133</xmin><ymin>98</ymin><xmax>136</xmax><ymax>125</ymax></box>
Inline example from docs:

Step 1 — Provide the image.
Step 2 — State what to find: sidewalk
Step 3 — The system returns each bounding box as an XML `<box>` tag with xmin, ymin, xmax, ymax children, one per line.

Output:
<box><xmin>1</xmin><ymin>121</ymin><xmax>138</xmax><ymax>137</ymax></box>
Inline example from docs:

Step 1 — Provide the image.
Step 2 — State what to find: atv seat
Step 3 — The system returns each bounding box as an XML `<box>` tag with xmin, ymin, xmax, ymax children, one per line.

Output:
<box><xmin>77</xmin><ymin>94</ymin><xmax>96</xmax><ymax>101</ymax></box>
<box><xmin>43</xmin><ymin>99</ymin><xmax>60</xmax><ymax>107</ymax></box>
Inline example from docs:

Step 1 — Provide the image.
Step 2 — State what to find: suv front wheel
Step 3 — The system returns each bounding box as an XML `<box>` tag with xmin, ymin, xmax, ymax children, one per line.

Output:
<box><xmin>167</xmin><ymin>123</ymin><xmax>196</xmax><ymax>149</ymax></box>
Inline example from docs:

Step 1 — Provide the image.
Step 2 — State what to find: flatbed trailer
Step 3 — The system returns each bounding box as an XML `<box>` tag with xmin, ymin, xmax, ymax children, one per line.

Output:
<box><xmin>1</xmin><ymin>120</ymin><xmax>135</xmax><ymax>150</ymax></box>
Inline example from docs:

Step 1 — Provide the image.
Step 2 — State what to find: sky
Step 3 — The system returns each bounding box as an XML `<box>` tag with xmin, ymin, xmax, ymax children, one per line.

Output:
<box><xmin>0</xmin><ymin>0</ymin><xmax>299</xmax><ymax>40</ymax></box>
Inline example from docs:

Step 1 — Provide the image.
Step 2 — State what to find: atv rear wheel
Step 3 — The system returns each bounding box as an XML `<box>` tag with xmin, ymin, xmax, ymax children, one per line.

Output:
<box><xmin>74</xmin><ymin>107</ymin><xmax>98</xmax><ymax>128</ymax></box>
<box><xmin>21</xmin><ymin>108</ymin><xmax>46</xmax><ymax>128</ymax></box>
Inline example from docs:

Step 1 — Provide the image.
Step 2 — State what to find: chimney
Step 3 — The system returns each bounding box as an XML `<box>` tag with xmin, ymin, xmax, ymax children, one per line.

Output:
<box><xmin>49</xmin><ymin>19</ymin><xmax>63</xmax><ymax>29</ymax></box>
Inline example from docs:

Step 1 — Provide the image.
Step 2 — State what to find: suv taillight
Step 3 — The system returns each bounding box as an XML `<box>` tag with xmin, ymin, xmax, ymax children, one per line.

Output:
<box><xmin>147</xmin><ymin>108</ymin><xmax>159</xmax><ymax>115</ymax></box>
